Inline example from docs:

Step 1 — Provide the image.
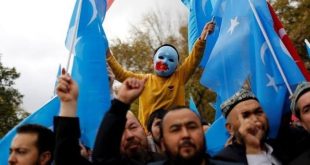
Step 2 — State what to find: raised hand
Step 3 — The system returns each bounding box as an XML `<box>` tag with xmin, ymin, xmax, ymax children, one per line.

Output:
<box><xmin>117</xmin><ymin>77</ymin><xmax>147</xmax><ymax>104</ymax></box>
<box><xmin>238</xmin><ymin>114</ymin><xmax>264</xmax><ymax>154</ymax></box>
<box><xmin>200</xmin><ymin>21</ymin><xmax>216</xmax><ymax>40</ymax></box>
<box><xmin>56</xmin><ymin>68</ymin><xmax>79</xmax><ymax>117</ymax></box>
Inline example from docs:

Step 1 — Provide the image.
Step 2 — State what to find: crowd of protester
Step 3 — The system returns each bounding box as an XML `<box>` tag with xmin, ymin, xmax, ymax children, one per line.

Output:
<box><xmin>7</xmin><ymin>20</ymin><xmax>310</xmax><ymax>165</ymax></box>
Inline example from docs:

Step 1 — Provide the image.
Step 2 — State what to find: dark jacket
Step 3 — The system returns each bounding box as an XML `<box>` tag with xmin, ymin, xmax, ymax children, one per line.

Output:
<box><xmin>288</xmin><ymin>149</ymin><xmax>310</xmax><ymax>165</ymax></box>
<box><xmin>276</xmin><ymin>126</ymin><xmax>310</xmax><ymax>165</ymax></box>
<box><xmin>148</xmin><ymin>154</ymin><xmax>243</xmax><ymax>165</ymax></box>
<box><xmin>213</xmin><ymin>143</ymin><xmax>247</xmax><ymax>164</ymax></box>
<box><xmin>92</xmin><ymin>99</ymin><xmax>164</xmax><ymax>165</ymax></box>
<box><xmin>213</xmin><ymin>141</ymin><xmax>282</xmax><ymax>165</ymax></box>
<box><xmin>54</xmin><ymin>116</ymin><xmax>92</xmax><ymax>165</ymax></box>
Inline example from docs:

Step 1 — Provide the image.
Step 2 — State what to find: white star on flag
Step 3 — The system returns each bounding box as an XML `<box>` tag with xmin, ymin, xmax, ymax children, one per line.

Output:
<box><xmin>266</xmin><ymin>74</ymin><xmax>279</xmax><ymax>92</ymax></box>
<box><xmin>227</xmin><ymin>16</ymin><xmax>239</xmax><ymax>34</ymax></box>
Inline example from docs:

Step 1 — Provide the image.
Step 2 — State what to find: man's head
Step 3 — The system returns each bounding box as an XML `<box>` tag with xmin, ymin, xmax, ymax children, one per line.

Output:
<box><xmin>146</xmin><ymin>108</ymin><xmax>167</xmax><ymax>144</ymax></box>
<box><xmin>120</xmin><ymin>111</ymin><xmax>148</xmax><ymax>158</ymax></box>
<box><xmin>160</xmin><ymin>106</ymin><xmax>206</xmax><ymax>164</ymax></box>
<box><xmin>291</xmin><ymin>82</ymin><xmax>310</xmax><ymax>132</ymax></box>
<box><xmin>153</xmin><ymin>44</ymin><xmax>179</xmax><ymax>77</ymax></box>
<box><xmin>8</xmin><ymin>124</ymin><xmax>55</xmax><ymax>165</ymax></box>
<box><xmin>221</xmin><ymin>89</ymin><xmax>269</xmax><ymax>144</ymax></box>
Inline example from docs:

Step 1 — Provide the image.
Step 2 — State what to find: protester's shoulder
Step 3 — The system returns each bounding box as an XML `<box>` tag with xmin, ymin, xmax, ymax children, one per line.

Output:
<box><xmin>288</xmin><ymin>148</ymin><xmax>310</xmax><ymax>165</ymax></box>
<box><xmin>216</xmin><ymin>143</ymin><xmax>244</xmax><ymax>154</ymax></box>
<box><xmin>213</xmin><ymin>143</ymin><xmax>245</xmax><ymax>162</ymax></box>
<box><xmin>146</xmin><ymin>151</ymin><xmax>167</xmax><ymax>165</ymax></box>
<box><xmin>290</xmin><ymin>125</ymin><xmax>309</xmax><ymax>137</ymax></box>
<box><xmin>148</xmin><ymin>151</ymin><xmax>165</xmax><ymax>162</ymax></box>
<box><xmin>209</xmin><ymin>159</ymin><xmax>245</xmax><ymax>165</ymax></box>
<box><xmin>276</xmin><ymin>125</ymin><xmax>310</xmax><ymax>147</ymax></box>
<box><xmin>147</xmin><ymin>160</ymin><xmax>165</xmax><ymax>165</ymax></box>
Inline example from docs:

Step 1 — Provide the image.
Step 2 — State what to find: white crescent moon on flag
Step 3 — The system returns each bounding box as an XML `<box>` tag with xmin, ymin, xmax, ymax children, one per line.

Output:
<box><xmin>88</xmin><ymin>0</ymin><xmax>98</xmax><ymax>26</ymax></box>
<box><xmin>74</xmin><ymin>37</ymin><xmax>82</xmax><ymax>53</ymax></box>
<box><xmin>279</xmin><ymin>39</ymin><xmax>292</xmax><ymax>60</ymax></box>
<box><xmin>260</xmin><ymin>42</ymin><xmax>268</xmax><ymax>65</ymax></box>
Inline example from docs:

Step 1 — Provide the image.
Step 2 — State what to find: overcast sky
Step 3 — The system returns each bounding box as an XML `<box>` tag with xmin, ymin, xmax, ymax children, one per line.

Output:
<box><xmin>0</xmin><ymin>0</ymin><xmax>187</xmax><ymax>113</ymax></box>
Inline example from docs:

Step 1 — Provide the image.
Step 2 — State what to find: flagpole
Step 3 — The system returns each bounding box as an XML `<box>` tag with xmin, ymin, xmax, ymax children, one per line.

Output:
<box><xmin>66</xmin><ymin>0</ymin><xmax>83</xmax><ymax>73</ymax></box>
<box><xmin>306</xmin><ymin>39</ymin><xmax>310</xmax><ymax>57</ymax></box>
<box><xmin>248</xmin><ymin>0</ymin><xmax>293</xmax><ymax>96</ymax></box>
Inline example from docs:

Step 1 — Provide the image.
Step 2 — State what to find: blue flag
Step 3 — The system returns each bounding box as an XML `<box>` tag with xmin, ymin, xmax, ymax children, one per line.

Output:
<box><xmin>181</xmin><ymin>0</ymin><xmax>221</xmax><ymax>67</ymax></box>
<box><xmin>205</xmin><ymin>116</ymin><xmax>229</xmax><ymax>156</ymax></box>
<box><xmin>0</xmin><ymin>0</ymin><xmax>111</xmax><ymax>163</ymax></box>
<box><xmin>65</xmin><ymin>0</ymin><xmax>111</xmax><ymax>147</ymax></box>
<box><xmin>200</xmin><ymin>0</ymin><xmax>253</xmax><ymax>101</ymax></box>
<box><xmin>248</xmin><ymin>0</ymin><xmax>304</xmax><ymax>138</ymax></box>
<box><xmin>202</xmin><ymin>0</ymin><xmax>304</xmax><ymax>156</ymax></box>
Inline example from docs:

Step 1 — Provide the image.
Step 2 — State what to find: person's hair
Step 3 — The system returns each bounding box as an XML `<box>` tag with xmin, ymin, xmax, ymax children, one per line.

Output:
<box><xmin>153</xmin><ymin>44</ymin><xmax>180</xmax><ymax>60</ymax></box>
<box><xmin>16</xmin><ymin>124</ymin><xmax>55</xmax><ymax>164</ymax></box>
<box><xmin>146</xmin><ymin>108</ymin><xmax>167</xmax><ymax>132</ymax></box>
<box><xmin>159</xmin><ymin>106</ymin><xmax>202</xmax><ymax>139</ymax></box>
<box><xmin>295</xmin><ymin>106</ymin><xmax>301</xmax><ymax>120</ymax></box>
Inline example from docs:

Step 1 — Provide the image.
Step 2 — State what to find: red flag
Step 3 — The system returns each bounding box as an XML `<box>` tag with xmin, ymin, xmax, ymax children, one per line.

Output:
<box><xmin>267</xmin><ymin>3</ymin><xmax>310</xmax><ymax>81</ymax></box>
<box><xmin>107</xmin><ymin>0</ymin><xmax>114</xmax><ymax>10</ymax></box>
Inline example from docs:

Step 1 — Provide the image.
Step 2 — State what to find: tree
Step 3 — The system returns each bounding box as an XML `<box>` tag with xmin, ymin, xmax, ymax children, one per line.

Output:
<box><xmin>109</xmin><ymin>10</ymin><xmax>216</xmax><ymax>123</ymax></box>
<box><xmin>272</xmin><ymin>0</ymin><xmax>310</xmax><ymax>68</ymax></box>
<box><xmin>0</xmin><ymin>62</ymin><xmax>29</xmax><ymax>137</ymax></box>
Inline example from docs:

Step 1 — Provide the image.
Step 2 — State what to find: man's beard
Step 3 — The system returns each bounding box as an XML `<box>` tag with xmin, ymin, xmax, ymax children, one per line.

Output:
<box><xmin>124</xmin><ymin>139</ymin><xmax>148</xmax><ymax>162</ymax></box>
<box><xmin>126</xmin><ymin>147</ymin><xmax>149</xmax><ymax>162</ymax></box>
<box><xmin>164</xmin><ymin>140</ymin><xmax>206</xmax><ymax>165</ymax></box>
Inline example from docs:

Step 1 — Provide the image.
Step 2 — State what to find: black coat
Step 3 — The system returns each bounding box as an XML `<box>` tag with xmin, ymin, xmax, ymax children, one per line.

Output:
<box><xmin>288</xmin><ymin>149</ymin><xmax>310</xmax><ymax>165</ymax></box>
<box><xmin>54</xmin><ymin>116</ymin><xmax>92</xmax><ymax>165</ymax></box>
<box><xmin>274</xmin><ymin>125</ymin><xmax>310</xmax><ymax>164</ymax></box>
<box><xmin>213</xmin><ymin>143</ymin><xmax>247</xmax><ymax>164</ymax></box>
<box><xmin>213</xmin><ymin>141</ymin><xmax>282</xmax><ymax>165</ymax></box>
<box><xmin>281</xmin><ymin>127</ymin><xmax>310</xmax><ymax>165</ymax></box>
<box><xmin>148</xmin><ymin>154</ymin><xmax>244</xmax><ymax>165</ymax></box>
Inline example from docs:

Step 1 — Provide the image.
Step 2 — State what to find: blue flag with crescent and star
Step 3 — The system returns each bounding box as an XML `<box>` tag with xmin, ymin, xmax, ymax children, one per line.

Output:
<box><xmin>202</xmin><ymin>0</ymin><xmax>304</xmax><ymax>156</ymax></box>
